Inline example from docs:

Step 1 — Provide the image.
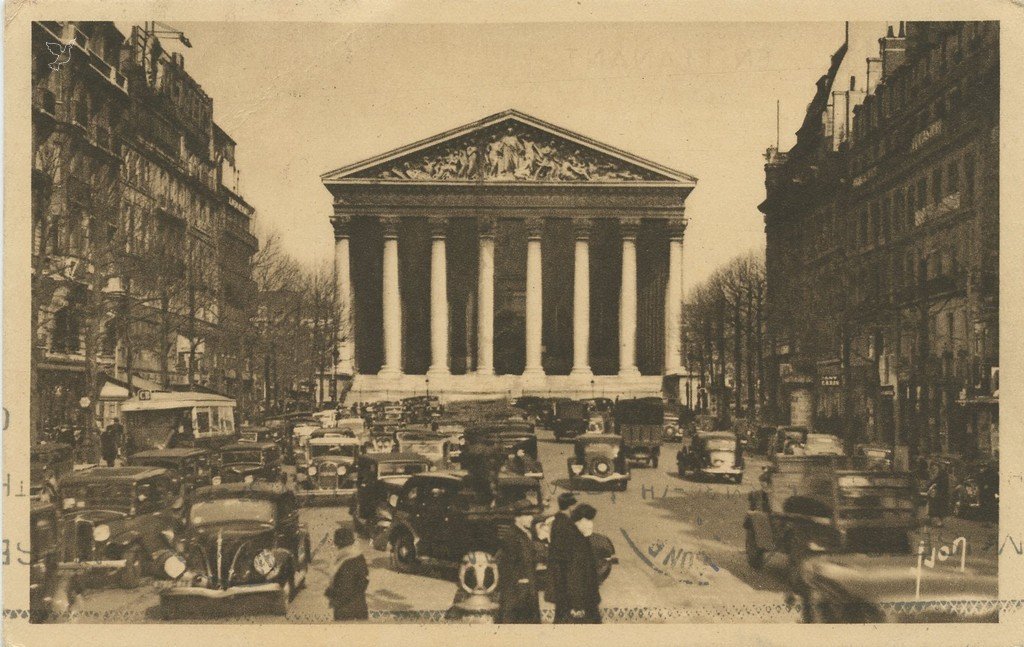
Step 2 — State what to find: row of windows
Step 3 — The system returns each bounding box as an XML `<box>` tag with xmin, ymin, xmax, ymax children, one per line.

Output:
<box><xmin>123</xmin><ymin>148</ymin><xmax>216</xmax><ymax>232</ymax></box>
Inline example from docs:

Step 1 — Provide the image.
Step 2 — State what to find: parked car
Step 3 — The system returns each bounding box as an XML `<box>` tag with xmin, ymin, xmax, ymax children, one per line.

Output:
<box><xmin>614</xmin><ymin>397</ymin><xmax>664</xmax><ymax>468</ymax></box>
<box><xmin>159</xmin><ymin>483</ymin><xmax>311</xmax><ymax>618</ymax></box>
<box><xmin>350</xmin><ymin>452</ymin><xmax>434</xmax><ymax>547</ymax></box>
<box><xmin>662</xmin><ymin>409</ymin><xmax>684</xmax><ymax>442</ymax></box>
<box><xmin>677</xmin><ymin>431</ymin><xmax>744</xmax><ymax>482</ymax></box>
<box><xmin>30</xmin><ymin>500</ymin><xmax>82</xmax><ymax>622</ymax></box>
<box><xmin>238</xmin><ymin>425</ymin><xmax>294</xmax><ymax>465</ymax></box>
<box><xmin>57</xmin><ymin>467</ymin><xmax>184</xmax><ymax>588</ymax></box>
<box><xmin>794</xmin><ymin>552</ymin><xmax>998</xmax><ymax>623</ymax></box>
<box><xmin>744</xmin><ymin>456</ymin><xmax>916</xmax><ymax>575</ymax></box>
<box><xmin>215</xmin><ymin>442</ymin><xmax>283</xmax><ymax>485</ymax></box>
<box><xmin>567</xmin><ymin>434</ymin><xmax>630</xmax><ymax>490</ymax></box>
<box><xmin>295</xmin><ymin>432</ymin><xmax>361</xmax><ymax>502</ymax></box>
<box><xmin>953</xmin><ymin>458</ymin><xmax>998</xmax><ymax>521</ymax></box>
<box><xmin>395</xmin><ymin>429</ymin><xmax>452</xmax><ymax>469</ymax></box>
<box><xmin>31</xmin><ymin>441</ymin><xmax>74</xmax><ymax>503</ymax></box>
<box><xmin>550</xmin><ymin>400</ymin><xmax>591</xmax><ymax>441</ymax></box>
<box><xmin>852</xmin><ymin>444</ymin><xmax>894</xmax><ymax>471</ymax></box>
<box><xmin>127</xmin><ymin>448</ymin><xmax>214</xmax><ymax>498</ymax></box>
<box><xmin>804</xmin><ymin>433</ymin><xmax>845</xmax><ymax>457</ymax></box>
<box><xmin>769</xmin><ymin>426</ymin><xmax>809</xmax><ymax>457</ymax></box>
<box><xmin>432</xmin><ymin>420</ymin><xmax>466</xmax><ymax>462</ymax></box>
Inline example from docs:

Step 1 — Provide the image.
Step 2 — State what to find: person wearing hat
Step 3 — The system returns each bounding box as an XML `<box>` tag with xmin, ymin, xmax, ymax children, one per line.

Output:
<box><xmin>565</xmin><ymin>503</ymin><xmax>601</xmax><ymax>623</ymax></box>
<box><xmin>496</xmin><ymin>499</ymin><xmax>542</xmax><ymax>623</ymax></box>
<box><xmin>324</xmin><ymin>527</ymin><xmax>369</xmax><ymax>621</ymax></box>
<box><xmin>547</xmin><ymin>492</ymin><xmax>578</xmax><ymax>622</ymax></box>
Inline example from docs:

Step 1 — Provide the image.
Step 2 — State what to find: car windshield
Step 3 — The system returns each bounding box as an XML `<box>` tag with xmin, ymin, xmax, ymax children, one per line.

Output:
<box><xmin>377</xmin><ymin>462</ymin><xmax>427</xmax><ymax>477</ymax></box>
<box><xmin>400</xmin><ymin>441</ymin><xmax>444</xmax><ymax>459</ymax></box>
<box><xmin>63</xmin><ymin>483</ymin><xmax>134</xmax><ymax>511</ymax></box>
<box><xmin>582</xmin><ymin>441</ymin><xmax>619</xmax><ymax>455</ymax></box>
<box><xmin>494</xmin><ymin>484</ymin><xmax>542</xmax><ymax>508</ymax></box>
<box><xmin>705</xmin><ymin>439</ymin><xmax>736</xmax><ymax>451</ymax></box>
<box><xmin>221</xmin><ymin>450</ymin><xmax>264</xmax><ymax>464</ymax></box>
<box><xmin>311</xmin><ymin>444</ymin><xmax>358</xmax><ymax>458</ymax></box>
<box><xmin>190</xmin><ymin>499</ymin><xmax>275</xmax><ymax>525</ymax></box>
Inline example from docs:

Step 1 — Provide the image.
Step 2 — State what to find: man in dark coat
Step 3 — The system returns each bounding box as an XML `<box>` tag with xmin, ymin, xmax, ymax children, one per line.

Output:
<box><xmin>496</xmin><ymin>499</ymin><xmax>541</xmax><ymax>623</ymax></box>
<box><xmin>100</xmin><ymin>420</ymin><xmax>121</xmax><ymax>467</ymax></box>
<box><xmin>565</xmin><ymin>503</ymin><xmax>601</xmax><ymax>623</ymax></box>
<box><xmin>325</xmin><ymin>527</ymin><xmax>369</xmax><ymax>621</ymax></box>
<box><xmin>547</xmin><ymin>492</ymin><xmax>578</xmax><ymax>623</ymax></box>
<box><xmin>927</xmin><ymin>461</ymin><xmax>951</xmax><ymax>526</ymax></box>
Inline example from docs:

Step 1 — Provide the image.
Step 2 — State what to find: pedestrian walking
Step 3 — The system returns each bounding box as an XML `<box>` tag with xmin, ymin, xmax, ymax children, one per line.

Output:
<box><xmin>547</xmin><ymin>492</ymin><xmax>578</xmax><ymax>623</ymax></box>
<box><xmin>927</xmin><ymin>461</ymin><xmax>950</xmax><ymax>527</ymax></box>
<box><xmin>496</xmin><ymin>499</ymin><xmax>541</xmax><ymax>623</ymax></box>
<box><xmin>325</xmin><ymin>528</ymin><xmax>369</xmax><ymax>621</ymax></box>
<box><xmin>100</xmin><ymin>422</ymin><xmax>120</xmax><ymax>467</ymax></box>
<box><xmin>565</xmin><ymin>503</ymin><xmax>601</xmax><ymax>623</ymax></box>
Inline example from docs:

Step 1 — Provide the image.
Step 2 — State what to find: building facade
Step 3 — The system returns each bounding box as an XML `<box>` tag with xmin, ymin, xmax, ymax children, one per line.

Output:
<box><xmin>760</xmin><ymin>21</ymin><xmax>999</xmax><ymax>459</ymax></box>
<box><xmin>31</xmin><ymin>21</ymin><xmax>259</xmax><ymax>436</ymax></box>
<box><xmin>322</xmin><ymin>110</ymin><xmax>696</xmax><ymax>402</ymax></box>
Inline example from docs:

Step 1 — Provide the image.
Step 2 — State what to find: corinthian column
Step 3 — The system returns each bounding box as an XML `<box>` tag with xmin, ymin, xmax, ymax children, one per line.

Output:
<box><xmin>570</xmin><ymin>219</ymin><xmax>592</xmax><ymax>377</ymax></box>
<box><xmin>664</xmin><ymin>217</ymin><xmax>687</xmax><ymax>374</ymax></box>
<box><xmin>618</xmin><ymin>217</ymin><xmax>641</xmax><ymax>378</ymax></box>
<box><xmin>427</xmin><ymin>218</ymin><xmax>450</xmax><ymax>377</ymax></box>
<box><xmin>476</xmin><ymin>217</ymin><xmax>495</xmax><ymax>376</ymax></box>
<box><xmin>523</xmin><ymin>217</ymin><xmax>544</xmax><ymax>378</ymax></box>
<box><xmin>379</xmin><ymin>217</ymin><xmax>402</xmax><ymax>379</ymax></box>
<box><xmin>331</xmin><ymin>213</ymin><xmax>355</xmax><ymax>375</ymax></box>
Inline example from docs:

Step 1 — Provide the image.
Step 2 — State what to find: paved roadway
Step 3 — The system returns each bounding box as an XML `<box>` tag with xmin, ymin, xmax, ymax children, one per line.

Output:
<box><xmin>71</xmin><ymin>427</ymin><xmax>995</xmax><ymax>624</ymax></box>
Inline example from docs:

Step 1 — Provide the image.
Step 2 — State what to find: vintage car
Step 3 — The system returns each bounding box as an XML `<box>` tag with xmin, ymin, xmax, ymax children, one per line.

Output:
<box><xmin>550</xmin><ymin>400</ymin><xmax>592</xmax><ymax>440</ymax></box>
<box><xmin>127</xmin><ymin>448</ymin><xmax>214</xmax><ymax>498</ymax></box>
<box><xmin>511</xmin><ymin>395</ymin><xmax>548</xmax><ymax>423</ymax></box>
<box><xmin>464</xmin><ymin>423</ymin><xmax>543</xmax><ymax>479</ymax></box>
<box><xmin>389</xmin><ymin>473</ymin><xmax>618</xmax><ymax>582</ymax></box>
<box><xmin>804</xmin><ymin>433</ymin><xmax>845</xmax><ymax>457</ymax></box>
<box><xmin>238</xmin><ymin>425</ymin><xmax>295</xmax><ymax>464</ymax></box>
<box><xmin>31</xmin><ymin>441</ymin><xmax>74</xmax><ymax>503</ymax></box>
<box><xmin>676</xmin><ymin>431</ymin><xmax>744</xmax><ymax>482</ymax></box>
<box><xmin>769</xmin><ymin>426</ymin><xmax>809</xmax><ymax>457</ymax></box>
<box><xmin>160</xmin><ymin>483</ymin><xmax>311</xmax><ymax>617</ymax></box>
<box><xmin>295</xmin><ymin>432</ymin><xmax>361</xmax><ymax>502</ymax></box>
<box><xmin>215</xmin><ymin>442</ymin><xmax>283</xmax><ymax>485</ymax></box>
<box><xmin>567</xmin><ymin>434</ymin><xmax>630</xmax><ymax>490</ymax></box>
<box><xmin>432</xmin><ymin>420</ymin><xmax>467</xmax><ymax>462</ymax></box>
<box><xmin>395</xmin><ymin>429</ymin><xmax>452</xmax><ymax>469</ymax></box>
<box><xmin>365</xmin><ymin>427</ymin><xmax>398</xmax><ymax>454</ymax></box>
<box><xmin>953</xmin><ymin>458</ymin><xmax>998</xmax><ymax>521</ymax></box>
<box><xmin>614</xmin><ymin>397</ymin><xmax>664</xmax><ymax>468</ymax></box>
<box><xmin>30</xmin><ymin>500</ymin><xmax>82</xmax><ymax>622</ymax></box>
<box><xmin>57</xmin><ymin>467</ymin><xmax>184</xmax><ymax>588</ymax></box>
<box><xmin>350</xmin><ymin>452</ymin><xmax>434</xmax><ymax>545</ymax></box>
<box><xmin>793</xmin><ymin>551</ymin><xmax>998</xmax><ymax>623</ymax></box>
<box><xmin>662</xmin><ymin>408</ymin><xmax>684</xmax><ymax>442</ymax></box>
<box><xmin>744</xmin><ymin>456</ymin><xmax>916</xmax><ymax>574</ymax></box>
<box><xmin>852</xmin><ymin>444</ymin><xmax>894</xmax><ymax>471</ymax></box>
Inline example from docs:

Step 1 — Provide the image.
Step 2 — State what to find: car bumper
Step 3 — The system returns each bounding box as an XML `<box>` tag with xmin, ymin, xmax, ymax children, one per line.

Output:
<box><xmin>700</xmin><ymin>466</ymin><xmax>743</xmax><ymax>475</ymax></box>
<box><xmin>297</xmin><ymin>487</ymin><xmax>355</xmax><ymax>503</ymax></box>
<box><xmin>160</xmin><ymin>583</ymin><xmax>285</xmax><ymax>616</ymax></box>
<box><xmin>59</xmin><ymin>559</ymin><xmax>126</xmax><ymax>572</ymax></box>
<box><xmin>574</xmin><ymin>472</ymin><xmax>629</xmax><ymax>483</ymax></box>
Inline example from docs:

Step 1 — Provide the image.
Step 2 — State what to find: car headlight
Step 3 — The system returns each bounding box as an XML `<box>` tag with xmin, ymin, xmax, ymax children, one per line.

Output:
<box><xmin>163</xmin><ymin>554</ymin><xmax>187</xmax><ymax>579</ymax></box>
<box><xmin>308</xmin><ymin>465</ymin><xmax>318</xmax><ymax>476</ymax></box>
<box><xmin>93</xmin><ymin>524</ymin><xmax>111</xmax><ymax>542</ymax></box>
<box><xmin>212</xmin><ymin>476</ymin><xmax>222</xmax><ymax>485</ymax></box>
<box><xmin>244</xmin><ymin>474</ymin><xmax>254</xmax><ymax>484</ymax></box>
<box><xmin>570</xmin><ymin>464</ymin><xmax>584</xmax><ymax>475</ymax></box>
<box><xmin>336</xmin><ymin>465</ymin><xmax>347</xmax><ymax>476</ymax></box>
<box><xmin>253</xmin><ymin>549</ymin><xmax>277</xmax><ymax>577</ymax></box>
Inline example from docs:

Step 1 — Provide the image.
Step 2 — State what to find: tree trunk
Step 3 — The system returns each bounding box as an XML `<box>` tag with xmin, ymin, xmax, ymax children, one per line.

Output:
<box><xmin>732</xmin><ymin>295</ymin><xmax>743</xmax><ymax>418</ymax></box>
<box><xmin>716</xmin><ymin>303</ymin><xmax>729</xmax><ymax>426</ymax></box>
<box><xmin>746</xmin><ymin>285</ymin><xmax>756</xmax><ymax>416</ymax></box>
<box><xmin>755</xmin><ymin>289</ymin><xmax>765</xmax><ymax>409</ymax></box>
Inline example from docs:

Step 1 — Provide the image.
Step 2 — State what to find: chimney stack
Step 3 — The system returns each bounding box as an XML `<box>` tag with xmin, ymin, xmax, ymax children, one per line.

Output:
<box><xmin>880</xmin><ymin>22</ymin><xmax>907</xmax><ymax>81</ymax></box>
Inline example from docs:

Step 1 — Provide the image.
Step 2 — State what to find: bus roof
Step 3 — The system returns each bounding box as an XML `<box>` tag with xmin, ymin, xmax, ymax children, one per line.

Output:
<box><xmin>121</xmin><ymin>391</ymin><xmax>235</xmax><ymax>412</ymax></box>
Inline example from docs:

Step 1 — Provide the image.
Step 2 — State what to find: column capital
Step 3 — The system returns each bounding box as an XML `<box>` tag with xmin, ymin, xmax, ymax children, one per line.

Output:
<box><xmin>477</xmin><ymin>215</ymin><xmax>497</xmax><ymax>238</ymax></box>
<box><xmin>331</xmin><ymin>214</ymin><xmax>352</xmax><ymax>239</ymax></box>
<box><xmin>525</xmin><ymin>217</ymin><xmax>544</xmax><ymax>239</ymax></box>
<box><xmin>429</xmin><ymin>217</ymin><xmax>449</xmax><ymax>238</ymax></box>
<box><xmin>380</xmin><ymin>216</ymin><xmax>400</xmax><ymax>238</ymax></box>
<box><xmin>619</xmin><ymin>216</ymin><xmax>641</xmax><ymax>239</ymax></box>
<box><xmin>571</xmin><ymin>218</ymin><xmax>593</xmax><ymax>240</ymax></box>
<box><xmin>666</xmin><ymin>217</ymin><xmax>688</xmax><ymax>241</ymax></box>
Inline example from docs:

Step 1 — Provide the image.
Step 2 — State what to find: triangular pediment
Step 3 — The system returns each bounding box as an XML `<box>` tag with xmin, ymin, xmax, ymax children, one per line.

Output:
<box><xmin>322</xmin><ymin>110</ymin><xmax>696</xmax><ymax>185</ymax></box>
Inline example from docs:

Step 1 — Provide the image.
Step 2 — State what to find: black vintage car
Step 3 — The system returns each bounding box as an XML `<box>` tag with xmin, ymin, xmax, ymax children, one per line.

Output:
<box><xmin>127</xmin><ymin>448</ymin><xmax>213</xmax><ymax>498</ymax></box>
<box><xmin>31</xmin><ymin>441</ymin><xmax>74</xmax><ymax>503</ymax></box>
<box><xmin>568</xmin><ymin>434</ymin><xmax>630</xmax><ymax>490</ymax></box>
<box><xmin>350</xmin><ymin>452</ymin><xmax>433</xmax><ymax>546</ymax></box>
<box><xmin>30</xmin><ymin>500</ymin><xmax>82</xmax><ymax>622</ymax></box>
<box><xmin>550</xmin><ymin>400</ymin><xmax>592</xmax><ymax>440</ymax></box>
<box><xmin>463</xmin><ymin>423</ymin><xmax>542</xmax><ymax>479</ymax></box>
<box><xmin>614</xmin><ymin>397</ymin><xmax>664</xmax><ymax>468</ymax></box>
<box><xmin>677</xmin><ymin>431</ymin><xmax>744</xmax><ymax>482</ymax></box>
<box><xmin>160</xmin><ymin>483</ymin><xmax>311</xmax><ymax>617</ymax></box>
<box><xmin>215</xmin><ymin>442</ymin><xmax>283</xmax><ymax>485</ymax></box>
<box><xmin>953</xmin><ymin>458</ymin><xmax>998</xmax><ymax>521</ymax></box>
<box><xmin>395</xmin><ymin>429</ymin><xmax>452</xmax><ymax>469</ymax></box>
<box><xmin>794</xmin><ymin>552</ymin><xmax>998</xmax><ymax>623</ymax></box>
<box><xmin>239</xmin><ymin>425</ymin><xmax>295</xmax><ymax>465</ymax></box>
<box><xmin>57</xmin><ymin>467</ymin><xmax>184</xmax><ymax>588</ymax></box>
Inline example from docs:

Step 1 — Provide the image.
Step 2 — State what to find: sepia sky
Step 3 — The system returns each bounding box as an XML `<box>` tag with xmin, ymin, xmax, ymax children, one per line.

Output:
<box><xmin>136</xmin><ymin>21</ymin><xmax>891</xmax><ymax>295</ymax></box>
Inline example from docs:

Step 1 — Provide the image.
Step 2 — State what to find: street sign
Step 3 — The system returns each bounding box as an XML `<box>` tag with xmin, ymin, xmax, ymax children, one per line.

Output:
<box><xmin>138</xmin><ymin>390</ymin><xmax>152</xmax><ymax>401</ymax></box>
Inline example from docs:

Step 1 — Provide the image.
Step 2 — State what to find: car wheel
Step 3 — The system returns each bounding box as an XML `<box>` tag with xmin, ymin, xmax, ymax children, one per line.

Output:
<box><xmin>745</xmin><ymin>527</ymin><xmax>765</xmax><ymax>569</ymax></box>
<box><xmin>120</xmin><ymin>545</ymin><xmax>144</xmax><ymax>589</ymax></box>
<box><xmin>391</xmin><ymin>531</ymin><xmax>418</xmax><ymax>571</ymax></box>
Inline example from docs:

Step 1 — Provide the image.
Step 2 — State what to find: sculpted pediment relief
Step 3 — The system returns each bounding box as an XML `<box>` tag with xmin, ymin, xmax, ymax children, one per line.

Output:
<box><xmin>325</xmin><ymin>112</ymin><xmax>694</xmax><ymax>184</ymax></box>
